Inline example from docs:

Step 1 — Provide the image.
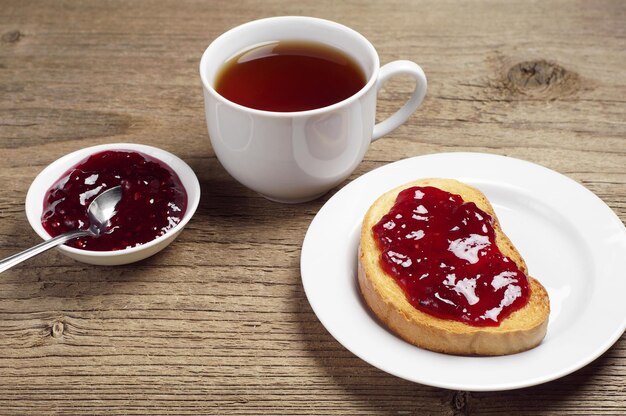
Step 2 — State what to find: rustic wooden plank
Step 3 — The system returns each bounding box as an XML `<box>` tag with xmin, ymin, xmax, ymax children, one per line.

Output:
<box><xmin>0</xmin><ymin>0</ymin><xmax>624</xmax><ymax>414</ymax></box>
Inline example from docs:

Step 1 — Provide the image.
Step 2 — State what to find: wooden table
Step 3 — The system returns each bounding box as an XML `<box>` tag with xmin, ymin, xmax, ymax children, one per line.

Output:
<box><xmin>1</xmin><ymin>1</ymin><xmax>624</xmax><ymax>414</ymax></box>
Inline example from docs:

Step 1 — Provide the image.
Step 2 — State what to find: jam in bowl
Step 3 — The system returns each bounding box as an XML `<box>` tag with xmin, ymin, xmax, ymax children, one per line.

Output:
<box><xmin>25</xmin><ymin>143</ymin><xmax>200</xmax><ymax>265</ymax></box>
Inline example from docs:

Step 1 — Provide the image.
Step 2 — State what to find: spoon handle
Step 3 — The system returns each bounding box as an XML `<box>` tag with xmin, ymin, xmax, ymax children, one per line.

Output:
<box><xmin>0</xmin><ymin>229</ymin><xmax>91</xmax><ymax>273</ymax></box>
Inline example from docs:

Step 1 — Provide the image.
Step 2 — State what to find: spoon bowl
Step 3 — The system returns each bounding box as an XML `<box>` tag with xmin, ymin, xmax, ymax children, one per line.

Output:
<box><xmin>85</xmin><ymin>186</ymin><xmax>123</xmax><ymax>236</ymax></box>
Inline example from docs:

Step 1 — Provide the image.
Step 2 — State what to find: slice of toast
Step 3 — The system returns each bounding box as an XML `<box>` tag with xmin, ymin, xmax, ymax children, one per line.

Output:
<box><xmin>358</xmin><ymin>178</ymin><xmax>549</xmax><ymax>356</ymax></box>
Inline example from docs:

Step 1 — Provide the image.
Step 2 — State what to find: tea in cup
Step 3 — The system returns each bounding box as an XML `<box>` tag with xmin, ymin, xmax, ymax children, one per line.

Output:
<box><xmin>200</xmin><ymin>16</ymin><xmax>427</xmax><ymax>203</ymax></box>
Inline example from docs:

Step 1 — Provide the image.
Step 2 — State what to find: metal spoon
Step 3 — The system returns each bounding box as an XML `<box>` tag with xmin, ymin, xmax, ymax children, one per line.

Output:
<box><xmin>0</xmin><ymin>185</ymin><xmax>123</xmax><ymax>273</ymax></box>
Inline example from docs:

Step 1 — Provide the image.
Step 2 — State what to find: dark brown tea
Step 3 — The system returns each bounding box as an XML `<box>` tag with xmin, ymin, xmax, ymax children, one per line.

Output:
<box><xmin>214</xmin><ymin>41</ymin><xmax>367</xmax><ymax>112</ymax></box>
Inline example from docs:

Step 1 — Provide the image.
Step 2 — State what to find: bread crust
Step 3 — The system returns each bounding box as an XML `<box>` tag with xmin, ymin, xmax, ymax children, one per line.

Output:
<box><xmin>358</xmin><ymin>178</ymin><xmax>549</xmax><ymax>356</ymax></box>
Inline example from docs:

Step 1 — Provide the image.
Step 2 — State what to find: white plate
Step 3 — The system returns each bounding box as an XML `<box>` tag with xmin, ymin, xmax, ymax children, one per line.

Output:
<box><xmin>301</xmin><ymin>152</ymin><xmax>626</xmax><ymax>391</ymax></box>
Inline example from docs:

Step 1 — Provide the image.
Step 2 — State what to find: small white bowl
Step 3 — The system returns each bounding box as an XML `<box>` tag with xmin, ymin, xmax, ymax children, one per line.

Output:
<box><xmin>25</xmin><ymin>143</ymin><xmax>201</xmax><ymax>266</ymax></box>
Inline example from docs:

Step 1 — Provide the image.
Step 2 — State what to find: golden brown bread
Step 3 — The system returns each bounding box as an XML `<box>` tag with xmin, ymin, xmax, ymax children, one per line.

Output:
<box><xmin>358</xmin><ymin>178</ymin><xmax>549</xmax><ymax>356</ymax></box>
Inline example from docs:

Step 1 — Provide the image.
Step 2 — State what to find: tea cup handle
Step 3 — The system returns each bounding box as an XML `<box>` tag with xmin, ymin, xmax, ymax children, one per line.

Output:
<box><xmin>372</xmin><ymin>60</ymin><xmax>427</xmax><ymax>141</ymax></box>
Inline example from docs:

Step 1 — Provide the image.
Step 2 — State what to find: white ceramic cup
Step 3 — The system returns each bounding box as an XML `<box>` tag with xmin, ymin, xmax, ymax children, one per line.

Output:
<box><xmin>200</xmin><ymin>16</ymin><xmax>427</xmax><ymax>203</ymax></box>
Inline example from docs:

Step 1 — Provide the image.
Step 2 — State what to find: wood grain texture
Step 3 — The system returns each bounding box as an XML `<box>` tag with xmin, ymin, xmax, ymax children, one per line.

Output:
<box><xmin>0</xmin><ymin>0</ymin><xmax>624</xmax><ymax>414</ymax></box>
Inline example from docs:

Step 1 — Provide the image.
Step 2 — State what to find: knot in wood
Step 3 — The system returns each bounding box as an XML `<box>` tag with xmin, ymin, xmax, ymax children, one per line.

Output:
<box><xmin>2</xmin><ymin>30</ymin><xmax>22</xmax><ymax>43</ymax></box>
<box><xmin>508</xmin><ymin>60</ymin><xmax>565</xmax><ymax>88</ymax></box>
<box><xmin>51</xmin><ymin>321</ymin><xmax>64</xmax><ymax>338</ymax></box>
<box><xmin>451</xmin><ymin>390</ymin><xmax>471</xmax><ymax>415</ymax></box>
<box><xmin>505</xmin><ymin>60</ymin><xmax>580</xmax><ymax>98</ymax></box>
